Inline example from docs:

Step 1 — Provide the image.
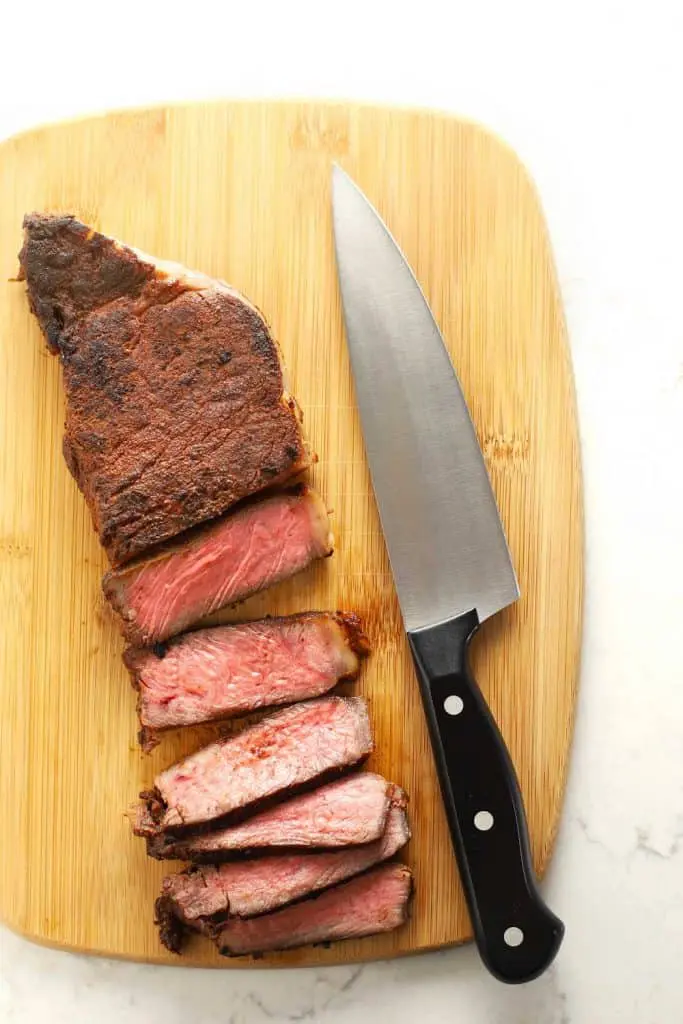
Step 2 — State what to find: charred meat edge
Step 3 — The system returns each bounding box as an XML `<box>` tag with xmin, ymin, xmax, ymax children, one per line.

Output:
<box><xmin>18</xmin><ymin>214</ymin><xmax>313</xmax><ymax>565</ymax></box>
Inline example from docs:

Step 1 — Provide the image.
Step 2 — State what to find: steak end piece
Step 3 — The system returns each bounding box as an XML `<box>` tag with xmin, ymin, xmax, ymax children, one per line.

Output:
<box><xmin>145</xmin><ymin>773</ymin><xmax>400</xmax><ymax>861</ymax></box>
<box><xmin>133</xmin><ymin>696</ymin><xmax>373</xmax><ymax>836</ymax></box>
<box><xmin>103</xmin><ymin>486</ymin><xmax>333</xmax><ymax>647</ymax></box>
<box><xmin>155</xmin><ymin>801</ymin><xmax>411</xmax><ymax>952</ymax></box>
<box><xmin>154</xmin><ymin>896</ymin><xmax>188</xmax><ymax>955</ymax></box>
<box><xmin>124</xmin><ymin>611</ymin><xmax>370</xmax><ymax>749</ymax></box>
<box><xmin>216</xmin><ymin>862</ymin><xmax>414</xmax><ymax>956</ymax></box>
<box><xmin>19</xmin><ymin>214</ymin><xmax>312</xmax><ymax>564</ymax></box>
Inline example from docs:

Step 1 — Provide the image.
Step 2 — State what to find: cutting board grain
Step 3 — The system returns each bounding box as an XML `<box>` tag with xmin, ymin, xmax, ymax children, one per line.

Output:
<box><xmin>0</xmin><ymin>102</ymin><xmax>583</xmax><ymax>967</ymax></box>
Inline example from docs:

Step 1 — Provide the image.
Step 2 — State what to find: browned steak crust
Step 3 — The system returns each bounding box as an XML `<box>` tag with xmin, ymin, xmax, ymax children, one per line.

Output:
<box><xmin>154</xmin><ymin>896</ymin><xmax>187</xmax><ymax>954</ymax></box>
<box><xmin>19</xmin><ymin>214</ymin><xmax>311</xmax><ymax>564</ymax></box>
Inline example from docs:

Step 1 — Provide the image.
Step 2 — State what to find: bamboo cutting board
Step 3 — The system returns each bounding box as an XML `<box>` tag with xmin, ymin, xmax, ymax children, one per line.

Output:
<box><xmin>0</xmin><ymin>101</ymin><xmax>583</xmax><ymax>966</ymax></box>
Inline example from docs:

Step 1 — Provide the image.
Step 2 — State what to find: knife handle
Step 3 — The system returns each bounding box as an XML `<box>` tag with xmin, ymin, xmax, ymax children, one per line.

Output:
<box><xmin>408</xmin><ymin>610</ymin><xmax>564</xmax><ymax>984</ymax></box>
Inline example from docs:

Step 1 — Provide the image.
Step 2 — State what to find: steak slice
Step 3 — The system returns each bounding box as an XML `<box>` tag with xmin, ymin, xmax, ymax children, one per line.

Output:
<box><xmin>146</xmin><ymin>773</ymin><xmax>399</xmax><ymax>861</ymax></box>
<box><xmin>134</xmin><ymin>696</ymin><xmax>372</xmax><ymax>836</ymax></box>
<box><xmin>103</xmin><ymin>486</ymin><xmax>333</xmax><ymax>646</ymax></box>
<box><xmin>124</xmin><ymin>612</ymin><xmax>369</xmax><ymax>751</ymax></box>
<box><xmin>214</xmin><ymin>863</ymin><xmax>413</xmax><ymax>956</ymax></box>
<box><xmin>155</xmin><ymin>803</ymin><xmax>410</xmax><ymax>952</ymax></box>
<box><xmin>19</xmin><ymin>214</ymin><xmax>312</xmax><ymax>566</ymax></box>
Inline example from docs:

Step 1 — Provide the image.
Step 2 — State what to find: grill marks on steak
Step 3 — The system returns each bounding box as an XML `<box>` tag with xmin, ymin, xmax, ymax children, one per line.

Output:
<box><xmin>124</xmin><ymin>612</ymin><xmax>369</xmax><ymax>750</ymax></box>
<box><xmin>214</xmin><ymin>863</ymin><xmax>414</xmax><ymax>956</ymax></box>
<box><xmin>146</xmin><ymin>773</ymin><xmax>398</xmax><ymax>861</ymax></box>
<box><xmin>103</xmin><ymin>487</ymin><xmax>333</xmax><ymax>646</ymax></box>
<box><xmin>19</xmin><ymin>214</ymin><xmax>310</xmax><ymax>565</ymax></box>
<box><xmin>155</xmin><ymin>803</ymin><xmax>410</xmax><ymax>952</ymax></box>
<box><xmin>134</xmin><ymin>696</ymin><xmax>373</xmax><ymax>835</ymax></box>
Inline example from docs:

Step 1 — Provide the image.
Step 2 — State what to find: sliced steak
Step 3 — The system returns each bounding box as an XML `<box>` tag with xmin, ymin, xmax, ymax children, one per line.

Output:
<box><xmin>103</xmin><ymin>486</ymin><xmax>333</xmax><ymax>646</ymax></box>
<box><xmin>19</xmin><ymin>214</ymin><xmax>311</xmax><ymax>565</ymax></box>
<box><xmin>156</xmin><ymin>803</ymin><xmax>410</xmax><ymax>952</ymax></box>
<box><xmin>213</xmin><ymin>863</ymin><xmax>413</xmax><ymax>956</ymax></box>
<box><xmin>125</xmin><ymin>612</ymin><xmax>369</xmax><ymax>750</ymax></box>
<box><xmin>134</xmin><ymin>696</ymin><xmax>372</xmax><ymax>836</ymax></box>
<box><xmin>146</xmin><ymin>774</ymin><xmax>399</xmax><ymax>861</ymax></box>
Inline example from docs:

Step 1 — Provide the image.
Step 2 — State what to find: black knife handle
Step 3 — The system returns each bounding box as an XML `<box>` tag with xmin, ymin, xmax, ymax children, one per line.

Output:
<box><xmin>408</xmin><ymin>610</ymin><xmax>564</xmax><ymax>983</ymax></box>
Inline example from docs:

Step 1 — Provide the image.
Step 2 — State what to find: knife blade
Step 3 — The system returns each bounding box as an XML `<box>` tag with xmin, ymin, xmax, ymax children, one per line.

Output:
<box><xmin>332</xmin><ymin>165</ymin><xmax>564</xmax><ymax>984</ymax></box>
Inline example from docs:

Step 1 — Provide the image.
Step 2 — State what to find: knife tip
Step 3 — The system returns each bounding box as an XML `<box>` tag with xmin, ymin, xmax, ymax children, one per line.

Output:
<box><xmin>331</xmin><ymin>163</ymin><xmax>350</xmax><ymax>215</ymax></box>
<box><xmin>331</xmin><ymin>162</ymin><xmax>345</xmax><ymax>185</ymax></box>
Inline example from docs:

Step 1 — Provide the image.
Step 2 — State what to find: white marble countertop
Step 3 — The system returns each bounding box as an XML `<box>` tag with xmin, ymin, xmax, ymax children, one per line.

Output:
<box><xmin>2</xmin><ymin>1</ymin><xmax>682</xmax><ymax>1021</ymax></box>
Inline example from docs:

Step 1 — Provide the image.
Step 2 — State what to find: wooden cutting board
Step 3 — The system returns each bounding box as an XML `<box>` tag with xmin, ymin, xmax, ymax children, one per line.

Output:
<box><xmin>0</xmin><ymin>101</ymin><xmax>583</xmax><ymax>967</ymax></box>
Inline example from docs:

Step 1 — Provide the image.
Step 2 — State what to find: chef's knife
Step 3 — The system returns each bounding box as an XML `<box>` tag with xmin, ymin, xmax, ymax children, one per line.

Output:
<box><xmin>331</xmin><ymin>166</ymin><xmax>564</xmax><ymax>984</ymax></box>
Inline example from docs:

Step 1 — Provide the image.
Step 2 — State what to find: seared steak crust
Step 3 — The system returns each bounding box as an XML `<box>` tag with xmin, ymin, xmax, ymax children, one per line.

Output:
<box><xmin>19</xmin><ymin>214</ymin><xmax>310</xmax><ymax>564</ymax></box>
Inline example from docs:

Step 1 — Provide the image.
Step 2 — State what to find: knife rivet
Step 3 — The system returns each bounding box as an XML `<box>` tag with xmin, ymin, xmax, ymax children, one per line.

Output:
<box><xmin>474</xmin><ymin>811</ymin><xmax>494</xmax><ymax>831</ymax></box>
<box><xmin>443</xmin><ymin>695</ymin><xmax>464</xmax><ymax>716</ymax></box>
<box><xmin>504</xmin><ymin>927</ymin><xmax>524</xmax><ymax>947</ymax></box>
